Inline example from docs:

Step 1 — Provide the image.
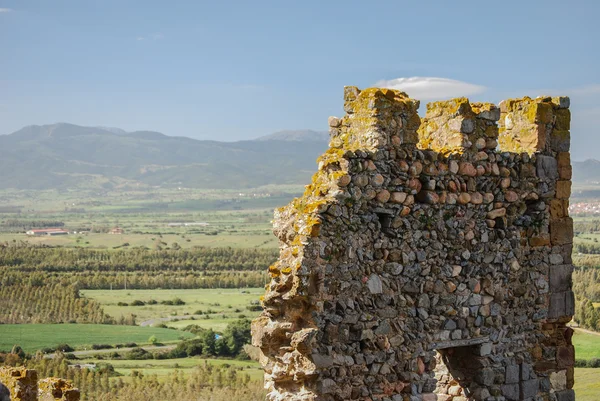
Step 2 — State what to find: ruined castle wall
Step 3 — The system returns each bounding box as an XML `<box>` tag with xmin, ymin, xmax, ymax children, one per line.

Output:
<box><xmin>252</xmin><ymin>87</ymin><xmax>574</xmax><ymax>401</ymax></box>
<box><xmin>0</xmin><ymin>368</ymin><xmax>79</xmax><ymax>401</ymax></box>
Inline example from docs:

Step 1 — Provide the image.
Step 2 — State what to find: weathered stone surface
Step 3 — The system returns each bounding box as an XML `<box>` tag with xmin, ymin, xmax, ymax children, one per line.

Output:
<box><xmin>252</xmin><ymin>87</ymin><xmax>574</xmax><ymax>401</ymax></box>
<box><xmin>550</xmin><ymin>370</ymin><xmax>567</xmax><ymax>391</ymax></box>
<box><xmin>39</xmin><ymin>378</ymin><xmax>80</xmax><ymax>401</ymax></box>
<box><xmin>0</xmin><ymin>367</ymin><xmax>79</xmax><ymax>401</ymax></box>
<box><xmin>551</xmin><ymin>217</ymin><xmax>573</xmax><ymax>245</ymax></box>
<box><xmin>555</xmin><ymin>389</ymin><xmax>576</xmax><ymax>401</ymax></box>
<box><xmin>550</xmin><ymin>264</ymin><xmax>573</xmax><ymax>292</ymax></box>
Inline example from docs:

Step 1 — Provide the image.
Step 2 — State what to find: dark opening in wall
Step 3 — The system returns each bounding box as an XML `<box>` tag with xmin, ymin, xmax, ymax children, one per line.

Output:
<box><xmin>375</xmin><ymin>210</ymin><xmax>393</xmax><ymax>237</ymax></box>
<box><xmin>434</xmin><ymin>345</ymin><xmax>492</xmax><ymax>400</ymax></box>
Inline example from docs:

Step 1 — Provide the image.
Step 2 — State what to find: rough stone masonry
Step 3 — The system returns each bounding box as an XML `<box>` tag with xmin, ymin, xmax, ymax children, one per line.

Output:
<box><xmin>252</xmin><ymin>87</ymin><xmax>575</xmax><ymax>401</ymax></box>
<box><xmin>0</xmin><ymin>366</ymin><xmax>79</xmax><ymax>401</ymax></box>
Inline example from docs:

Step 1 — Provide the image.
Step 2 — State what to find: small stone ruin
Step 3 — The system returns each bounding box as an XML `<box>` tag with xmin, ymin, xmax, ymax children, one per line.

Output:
<box><xmin>252</xmin><ymin>87</ymin><xmax>575</xmax><ymax>401</ymax></box>
<box><xmin>0</xmin><ymin>367</ymin><xmax>79</xmax><ymax>401</ymax></box>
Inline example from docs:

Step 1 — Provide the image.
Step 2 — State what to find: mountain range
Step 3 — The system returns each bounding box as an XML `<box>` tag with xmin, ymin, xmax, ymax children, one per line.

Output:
<box><xmin>0</xmin><ymin>123</ymin><xmax>329</xmax><ymax>190</ymax></box>
<box><xmin>0</xmin><ymin>123</ymin><xmax>597</xmax><ymax>190</ymax></box>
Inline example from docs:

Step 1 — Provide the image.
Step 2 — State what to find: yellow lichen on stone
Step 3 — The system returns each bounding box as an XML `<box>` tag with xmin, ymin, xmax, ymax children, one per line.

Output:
<box><xmin>497</xmin><ymin>96</ymin><xmax>563</xmax><ymax>155</ymax></box>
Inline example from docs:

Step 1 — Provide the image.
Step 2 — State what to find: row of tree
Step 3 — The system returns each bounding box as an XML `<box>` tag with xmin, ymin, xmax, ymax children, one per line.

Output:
<box><xmin>0</xmin><ymin>242</ymin><xmax>277</xmax><ymax>272</ymax></box>
<box><xmin>0</xmin><ymin>280</ymin><xmax>113</xmax><ymax>324</ymax></box>
<box><xmin>573</xmin><ymin>267</ymin><xmax>600</xmax><ymax>331</ymax></box>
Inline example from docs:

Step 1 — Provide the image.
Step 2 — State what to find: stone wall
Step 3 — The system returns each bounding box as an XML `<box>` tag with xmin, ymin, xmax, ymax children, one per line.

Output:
<box><xmin>252</xmin><ymin>87</ymin><xmax>575</xmax><ymax>401</ymax></box>
<box><xmin>0</xmin><ymin>367</ymin><xmax>79</xmax><ymax>401</ymax></box>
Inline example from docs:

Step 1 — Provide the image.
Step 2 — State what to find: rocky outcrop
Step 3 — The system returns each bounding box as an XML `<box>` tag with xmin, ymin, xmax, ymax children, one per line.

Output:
<box><xmin>252</xmin><ymin>87</ymin><xmax>574</xmax><ymax>401</ymax></box>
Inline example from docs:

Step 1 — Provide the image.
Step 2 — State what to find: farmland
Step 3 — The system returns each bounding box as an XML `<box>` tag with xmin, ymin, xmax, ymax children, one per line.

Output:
<box><xmin>1</xmin><ymin>188</ymin><xmax>600</xmax><ymax>400</ymax></box>
<box><xmin>0</xmin><ymin>324</ymin><xmax>194</xmax><ymax>353</ymax></box>
<box><xmin>80</xmin><ymin>288</ymin><xmax>264</xmax><ymax>326</ymax></box>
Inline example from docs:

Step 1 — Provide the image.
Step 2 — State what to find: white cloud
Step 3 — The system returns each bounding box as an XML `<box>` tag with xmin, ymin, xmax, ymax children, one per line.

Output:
<box><xmin>0</xmin><ymin>8</ymin><xmax>12</xmax><ymax>13</ymax></box>
<box><xmin>374</xmin><ymin>77</ymin><xmax>486</xmax><ymax>100</ymax></box>
<box><xmin>136</xmin><ymin>36</ymin><xmax>145</xmax><ymax>41</ymax></box>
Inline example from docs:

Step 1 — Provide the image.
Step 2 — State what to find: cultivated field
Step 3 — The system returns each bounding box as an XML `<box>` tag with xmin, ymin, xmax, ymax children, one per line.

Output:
<box><xmin>0</xmin><ymin>324</ymin><xmax>194</xmax><ymax>352</ymax></box>
<box><xmin>81</xmin><ymin>288</ymin><xmax>264</xmax><ymax>326</ymax></box>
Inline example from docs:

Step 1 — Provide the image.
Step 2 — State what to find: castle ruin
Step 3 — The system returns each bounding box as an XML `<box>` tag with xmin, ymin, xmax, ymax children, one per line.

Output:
<box><xmin>0</xmin><ymin>367</ymin><xmax>79</xmax><ymax>401</ymax></box>
<box><xmin>252</xmin><ymin>87</ymin><xmax>575</xmax><ymax>401</ymax></box>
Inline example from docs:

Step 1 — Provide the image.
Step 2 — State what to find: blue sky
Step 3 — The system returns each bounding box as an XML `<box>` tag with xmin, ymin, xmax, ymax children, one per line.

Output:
<box><xmin>0</xmin><ymin>0</ymin><xmax>598</xmax><ymax>159</ymax></box>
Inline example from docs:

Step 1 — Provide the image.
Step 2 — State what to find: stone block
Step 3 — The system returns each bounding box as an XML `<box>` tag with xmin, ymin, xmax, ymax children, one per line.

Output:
<box><xmin>554</xmin><ymin>109</ymin><xmax>571</xmax><ymax>130</ymax></box>
<box><xmin>567</xmin><ymin>290</ymin><xmax>575</xmax><ymax>315</ymax></box>
<box><xmin>521</xmin><ymin>363</ymin><xmax>535</xmax><ymax>380</ymax></box>
<box><xmin>550</xmin><ymin>370</ymin><xmax>567</xmax><ymax>391</ymax></box>
<box><xmin>555</xmin><ymin>389</ymin><xmax>575</xmax><ymax>401</ymax></box>
<box><xmin>505</xmin><ymin>364</ymin><xmax>520</xmax><ymax>384</ymax></box>
<box><xmin>475</xmin><ymin>367</ymin><xmax>495</xmax><ymax>386</ymax></box>
<box><xmin>557</xmin><ymin>345</ymin><xmax>575</xmax><ymax>368</ymax></box>
<box><xmin>549</xmin><ymin>264</ymin><xmax>573</xmax><ymax>292</ymax></box>
<box><xmin>549</xmin><ymin>129</ymin><xmax>571</xmax><ymax>152</ymax></box>
<box><xmin>557</xmin><ymin>152</ymin><xmax>572</xmax><ymax>180</ymax></box>
<box><xmin>550</xmin><ymin>199</ymin><xmax>569</xmax><ymax>219</ymax></box>
<box><xmin>556</xmin><ymin>181</ymin><xmax>571</xmax><ymax>199</ymax></box>
<box><xmin>550</xmin><ymin>217</ymin><xmax>573</xmax><ymax>246</ymax></box>
<box><xmin>477</xmin><ymin>342</ymin><xmax>492</xmax><ymax>356</ymax></box>
<box><xmin>500</xmin><ymin>383</ymin><xmax>519</xmax><ymax>400</ymax></box>
<box><xmin>549</xmin><ymin>292</ymin><xmax>567</xmax><ymax>319</ymax></box>
<box><xmin>552</xmin><ymin>96</ymin><xmax>571</xmax><ymax>109</ymax></box>
<box><xmin>520</xmin><ymin>379</ymin><xmax>539</xmax><ymax>399</ymax></box>
<box><xmin>537</xmin><ymin>155</ymin><xmax>558</xmax><ymax>180</ymax></box>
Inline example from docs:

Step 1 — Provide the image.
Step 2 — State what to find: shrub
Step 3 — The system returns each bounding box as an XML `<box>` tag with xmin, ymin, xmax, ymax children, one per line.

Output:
<box><xmin>56</xmin><ymin>343</ymin><xmax>74</xmax><ymax>352</ymax></box>
<box><xmin>125</xmin><ymin>347</ymin><xmax>153</xmax><ymax>360</ymax></box>
<box><xmin>130</xmin><ymin>300</ymin><xmax>145</xmax><ymax>306</ymax></box>
<box><xmin>91</xmin><ymin>344</ymin><xmax>113</xmax><ymax>350</ymax></box>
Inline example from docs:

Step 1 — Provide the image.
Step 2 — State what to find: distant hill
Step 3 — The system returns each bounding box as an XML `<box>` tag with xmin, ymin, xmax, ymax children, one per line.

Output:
<box><xmin>573</xmin><ymin>160</ymin><xmax>600</xmax><ymax>184</ymax></box>
<box><xmin>0</xmin><ymin>123</ymin><xmax>330</xmax><ymax>190</ymax></box>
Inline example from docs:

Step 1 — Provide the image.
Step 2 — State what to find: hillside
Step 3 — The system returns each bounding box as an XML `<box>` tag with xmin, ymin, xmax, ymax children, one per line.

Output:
<box><xmin>573</xmin><ymin>160</ymin><xmax>600</xmax><ymax>184</ymax></box>
<box><xmin>0</xmin><ymin>124</ymin><xmax>329</xmax><ymax>190</ymax></box>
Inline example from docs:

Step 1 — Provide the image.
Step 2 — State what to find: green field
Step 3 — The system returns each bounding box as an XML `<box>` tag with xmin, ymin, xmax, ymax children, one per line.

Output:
<box><xmin>0</xmin><ymin>324</ymin><xmax>194</xmax><ymax>352</ymax></box>
<box><xmin>81</xmin><ymin>288</ymin><xmax>264</xmax><ymax>327</ymax></box>
<box><xmin>574</xmin><ymin>368</ymin><xmax>600</xmax><ymax>401</ymax></box>
<box><xmin>0</xmin><ymin>187</ymin><xmax>292</xmax><ymax>251</ymax></box>
<box><xmin>573</xmin><ymin>329</ymin><xmax>600</xmax><ymax>360</ymax></box>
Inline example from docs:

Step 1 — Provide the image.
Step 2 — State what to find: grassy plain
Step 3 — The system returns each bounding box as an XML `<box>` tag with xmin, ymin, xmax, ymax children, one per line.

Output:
<box><xmin>573</xmin><ymin>329</ymin><xmax>600</xmax><ymax>360</ymax></box>
<box><xmin>0</xmin><ymin>324</ymin><xmax>194</xmax><ymax>352</ymax></box>
<box><xmin>574</xmin><ymin>368</ymin><xmax>600</xmax><ymax>401</ymax></box>
<box><xmin>0</xmin><ymin>187</ymin><xmax>296</xmax><ymax>251</ymax></box>
<box><xmin>81</xmin><ymin>288</ymin><xmax>264</xmax><ymax>327</ymax></box>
